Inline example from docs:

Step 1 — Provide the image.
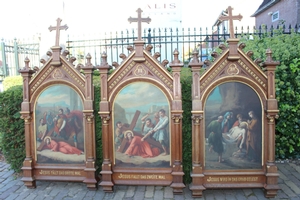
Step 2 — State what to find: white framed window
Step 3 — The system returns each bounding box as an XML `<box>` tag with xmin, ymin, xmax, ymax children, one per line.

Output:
<box><xmin>272</xmin><ymin>11</ymin><xmax>279</xmax><ymax>22</ymax></box>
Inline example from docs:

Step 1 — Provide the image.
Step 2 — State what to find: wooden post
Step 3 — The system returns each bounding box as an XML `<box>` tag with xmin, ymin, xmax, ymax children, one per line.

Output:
<box><xmin>19</xmin><ymin>57</ymin><xmax>36</xmax><ymax>188</ymax></box>
<box><xmin>97</xmin><ymin>52</ymin><xmax>114</xmax><ymax>192</ymax></box>
<box><xmin>188</xmin><ymin>49</ymin><xmax>206</xmax><ymax>196</ymax></box>
<box><xmin>169</xmin><ymin>49</ymin><xmax>185</xmax><ymax>193</ymax></box>
<box><xmin>81</xmin><ymin>53</ymin><xmax>98</xmax><ymax>190</ymax></box>
<box><xmin>263</xmin><ymin>49</ymin><xmax>280</xmax><ymax>198</ymax></box>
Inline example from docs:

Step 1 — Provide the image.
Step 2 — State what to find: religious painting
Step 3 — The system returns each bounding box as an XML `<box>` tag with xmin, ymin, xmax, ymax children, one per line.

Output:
<box><xmin>204</xmin><ymin>82</ymin><xmax>262</xmax><ymax>170</ymax></box>
<box><xmin>35</xmin><ymin>85</ymin><xmax>85</xmax><ymax>164</ymax></box>
<box><xmin>113</xmin><ymin>82</ymin><xmax>170</xmax><ymax>168</ymax></box>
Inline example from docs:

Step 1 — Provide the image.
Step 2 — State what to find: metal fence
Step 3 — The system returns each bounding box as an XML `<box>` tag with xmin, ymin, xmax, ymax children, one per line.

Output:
<box><xmin>0</xmin><ymin>38</ymin><xmax>40</xmax><ymax>80</ymax></box>
<box><xmin>66</xmin><ymin>24</ymin><xmax>300</xmax><ymax>67</ymax></box>
<box><xmin>0</xmin><ymin>24</ymin><xmax>298</xmax><ymax>82</ymax></box>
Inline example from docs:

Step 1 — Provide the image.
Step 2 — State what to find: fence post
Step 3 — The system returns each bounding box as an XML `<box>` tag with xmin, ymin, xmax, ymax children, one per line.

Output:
<box><xmin>14</xmin><ymin>38</ymin><xmax>20</xmax><ymax>75</ymax></box>
<box><xmin>148</xmin><ymin>28</ymin><xmax>151</xmax><ymax>44</ymax></box>
<box><xmin>1</xmin><ymin>39</ymin><xmax>7</xmax><ymax>77</ymax></box>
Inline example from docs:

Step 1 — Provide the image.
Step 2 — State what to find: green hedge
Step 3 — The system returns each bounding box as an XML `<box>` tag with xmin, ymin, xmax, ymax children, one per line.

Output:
<box><xmin>240</xmin><ymin>30</ymin><xmax>300</xmax><ymax>159</ymax></box>
<box><xmin>0</xmin><ymin>85</ymin><xmax>25</xmax><ymax>172</ymax></box>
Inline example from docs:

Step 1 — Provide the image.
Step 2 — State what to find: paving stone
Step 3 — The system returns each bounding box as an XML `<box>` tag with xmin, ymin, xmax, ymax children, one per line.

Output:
<box><xmin>153</xmin><ymin>189</ymin><xmax>163</xmax><ymax>200</ymax></box>
<box><xmin>133</xmin><ymin>190</ymin><xmax>145</xmax><ymax>200</ymax></box>
<box><xmin>279</xmin><ymin>183</ymin><xmax>297</xmax><ymax>198</ymax></box>
<box><xmin>285</xmin><ymin>180</ymin><xmax>300</xmax><ymax>195</ymax></box>
<box><xmin>164</xmin><ymin>186</ymin><xmax>173</xmax><ymax>199</ymax></box>
<box><xmin>125</xmin><ymin>186</ymin><xmax>135</xmax><ymax>198</ymax></box>
<box><xmin>112</xmin><ymin>191</ymin><xmax>126</xmax><ymax>200</ymax></box>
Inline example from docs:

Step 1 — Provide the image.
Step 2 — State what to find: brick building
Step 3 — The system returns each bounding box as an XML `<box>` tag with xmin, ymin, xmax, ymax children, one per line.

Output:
<box><xmin>251</xmin><ymin>0</ymin><xmax>300</xmax><ymax>28</ymax></box>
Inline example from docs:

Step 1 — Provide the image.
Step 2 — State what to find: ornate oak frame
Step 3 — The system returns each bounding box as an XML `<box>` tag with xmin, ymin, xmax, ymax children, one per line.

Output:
<box><xmin>189</xmin><ymin>38</ymin><xmax>280</xmax><ymax>198</ymax></box>
<box><xmin>98</xmin><ymin>8</ymin><xmax>185</xmax><ymax>194</ymax></box>
<box><xmin>19</xmin><ymin>18</ymin><xmax>97</xmax><ymax>190</ymax></box>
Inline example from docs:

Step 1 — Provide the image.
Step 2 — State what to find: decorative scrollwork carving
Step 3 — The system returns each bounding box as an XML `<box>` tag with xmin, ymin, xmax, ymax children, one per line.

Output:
<box><xmin>84</xmin><ymin>114</ymin><xmax>94</xmax><ymax>122</ymax></box>
<box><xmin>101</xmin><ymin>115</ymin><xmax>110</xmax><ymax>124</ymax></box>
<box><xmin>267</xmin><ymin>114</ymin><xmax>279</xmax><ymax>123</ymax></box>
<box><xmin>191</xmin><ymin>115</ymin><xmax>203</xmax><ymax>124</ymax></box>
<box><xmin>172</xmin><ymin>114</ymin><xmax>182</xmax><ymax>123</ymax></box>
<box><xmin>21</xmin><ymin>115</ymin><xmax>31</xmax><ymax>123</ymax></box>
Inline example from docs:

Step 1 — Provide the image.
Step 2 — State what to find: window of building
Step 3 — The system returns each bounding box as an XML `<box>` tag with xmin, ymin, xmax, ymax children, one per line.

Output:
<box><xmin>272</xmin><ymin>11</ymin><xmax>279</xmax><ymax>22</ymax></box>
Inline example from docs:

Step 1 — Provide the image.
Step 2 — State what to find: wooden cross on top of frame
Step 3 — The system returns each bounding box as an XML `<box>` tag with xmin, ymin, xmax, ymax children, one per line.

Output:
<box><xmin>128</xmin><ymin>8</ymin><xmax>151</xmax><ymax>41</ymax></box>
<box><xmin>49</xmin><ymin>18</ymin><xmax>68</xmax><ymax>47</ymax></box>
<box><xmin>218</xmin><ymin>6</ymin><xmax>243</xmax><ymax>38</ymax></box>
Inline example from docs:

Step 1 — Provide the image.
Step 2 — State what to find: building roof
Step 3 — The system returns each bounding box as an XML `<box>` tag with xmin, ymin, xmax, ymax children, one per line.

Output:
<box><xmin>251</xmin><ymin>0</ymin><xmax>280</xmax><ymax>17</ymax></box>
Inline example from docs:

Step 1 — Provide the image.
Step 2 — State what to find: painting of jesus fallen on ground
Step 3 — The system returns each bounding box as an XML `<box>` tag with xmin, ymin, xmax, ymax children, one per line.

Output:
<box><xmin>204</xmin><ymin>82</ymin><xmax>262</xmax><ymax>170</ymax></box>
<box><xmin>35</xmin><ymin>85</ymin><xmax>85</xmax><ymax>164</ymax></box>
<box><xmin>113</xmin><ymin>82</ymin><xmax>171</xmax><ymax>168</ymax></box>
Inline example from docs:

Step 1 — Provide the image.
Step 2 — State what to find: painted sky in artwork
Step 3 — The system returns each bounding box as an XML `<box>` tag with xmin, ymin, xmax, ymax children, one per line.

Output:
<box><xmin>115</xmin><ymin>82</ymin><xmax>168</xmax><ymax>113</ymax></box>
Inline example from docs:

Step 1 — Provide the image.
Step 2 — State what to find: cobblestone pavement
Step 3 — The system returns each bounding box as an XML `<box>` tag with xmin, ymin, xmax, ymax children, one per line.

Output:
<box><xmin>1</xmin><ymin>161</ymin><xmax>300</xmax><ymax>200</ymax></box>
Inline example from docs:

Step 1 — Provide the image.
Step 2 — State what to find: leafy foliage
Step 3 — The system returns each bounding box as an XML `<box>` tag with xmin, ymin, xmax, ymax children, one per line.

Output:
<box><xmin>2</xmin><ymin>76</ymin><xmax>22</xmax><ymax>91</ymax></box>
<box><xmin>181</xmin><ymin>68</ymin><xmax>193</xmax><ymax>183</ymax></box>
<box><xmin>0</xmin><ymin>85</ymin><xmax>25</xmax><ymax>172</ymax></box>
<box><xmin>240</xmin><ymin>30</ymin><xmax>300</xmax><ymax>159</ymax></box>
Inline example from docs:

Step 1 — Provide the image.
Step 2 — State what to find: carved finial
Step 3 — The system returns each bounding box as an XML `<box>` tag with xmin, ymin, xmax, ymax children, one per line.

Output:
<box><xmin>238</xmin><ymin>43</ymin><xmax>246</xmax><ymax>49</ymax></box>
<box><xmin>127</xmin><ymin>45</ymin><xmax>134</xmax><ymax>53</ymax></box>
<box><xmin>172</xmin><ymin>49</ymin><xmax>180</xmax><ymax>64</ymax></box>
<box><xmin>219</xmin><ymin>44</ymin><xmax>227</xmax><ymax>50</ymax></box>
<box><xmin>47</xmin><ymin>51</ymin><xmax>52</xmax><ymax>57</ymax></box>
<box><xmin>24</xmin><ymin>57</ymin><xmax>30</xmax><ymax>69</ymax></box>
<box><xmin>76</xmin><ymin>63</ymin><xmax>84</xmax><ymax>71</ymax></box>
<box><xmin>33</xmin><ymin>66</ymin><xmax>39</xmax><ymax>72</ymax></box>
<box><xmin>101</xmin><ymin>52</ymin><xmax>108</xmax><ymax>65</ymax></box>
<box><xmin>69</xmin><ymin>56</ymin><xmax>76</xmax><ymax>65</ymax></box>
<box><xmin>146</xmin><ymin>44</ymin><xmax>153</xmax><ymax>52</ymax></box>
<box><xmin>119</xmin><ymin>53</ymin><xmax>127</xmax><ymax>62</ymax></box>
<box><xmin>40</xmin><ymin>58</ymin><xmax>46</xmax><ymax>65</ymax></box>
<box><xmin>62</xmin><ymin>49</ymin><xmax>69</xmax><ymax>57</ymax></box>
<box><xmin>85</xmin><ymin>53</ymin><xmax>93</xmax><ymax>68</ymax></box>
<box><xmin>265</xmin><ymin>49</ymin><xmax>273</xmax><ymax>62</ymax></box>
<box><xmin>153</xmin><ymin>52</ymin><xmax>160</xmax><ymax>60</ymax></box>
<box><xmin>254</xmin><ymin>58</ymin><xmax>263</xmax><ymax>65</ymax></box>
<box><xmin>112</xmin><ymin>61</ymin><xmax>119</xmax><ymax>69</ymax></box>
<box><xmin>211</xmin><ymin>51</ymin><xmax>219</xmax><ymax>58</ymax></box>
<box><xmin>246</xmin><ymin>51</ymin><xmax>253</xmax><ymax>58</ymax></box>
<box><xmin>128</xmin><ymin>8</ymin><xmax>151</xmax><ymax>40</ymax></box>
<box><xmin>161</xmin><ymin>59</ymin><xmax>169</xmax><ymax>68</ymax></box>
<box><xmin>204</xmin><ymin>59</ymin><xmax>211</xmax><ymax>67</ymax></box>
<box><xmin>190</xmin><ymin>48</ymin><xmax>200</xmax><ymax>64</ymax></box>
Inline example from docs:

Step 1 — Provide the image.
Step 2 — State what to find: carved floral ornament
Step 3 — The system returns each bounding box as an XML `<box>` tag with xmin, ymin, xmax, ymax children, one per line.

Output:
<box><xmin>20</xmin><ymin>115</ymin><xmax>31</xmax><ymax>123</ymax></box>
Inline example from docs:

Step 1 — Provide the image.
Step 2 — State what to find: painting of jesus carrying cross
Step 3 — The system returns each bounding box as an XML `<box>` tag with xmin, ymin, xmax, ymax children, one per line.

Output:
<box><xmin>113</xmin><ymin>82</ymin><xmax>171</xmax><ymax>168</ymax></box>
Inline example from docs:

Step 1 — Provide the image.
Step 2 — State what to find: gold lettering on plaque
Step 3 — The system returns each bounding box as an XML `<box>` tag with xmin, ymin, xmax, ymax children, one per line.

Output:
<box><xmin>207</xmin><ymin>176</ymin><xmax>259</xmax><ymax>182</ymax></box>
<box><xmin>117</xmin><ymin>173</ymin><xmax>166</xmax><ymax>180</ymax></box>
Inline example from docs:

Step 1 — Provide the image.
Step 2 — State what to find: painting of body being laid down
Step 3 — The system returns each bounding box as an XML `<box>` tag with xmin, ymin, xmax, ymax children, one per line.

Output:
<box><xmin>205</xmin><ymin>82</ymin><xmax>262</xmax><ymax>170</ymax></box>
<box><xmin>35</xmin><ymin>85</ymin><xmax>85</xmax><ymax>164</ymax></box>
<box><xmin>113</xmin><ymin>82</ymin><xmax>170</xmax><ymax>168</ymax></box>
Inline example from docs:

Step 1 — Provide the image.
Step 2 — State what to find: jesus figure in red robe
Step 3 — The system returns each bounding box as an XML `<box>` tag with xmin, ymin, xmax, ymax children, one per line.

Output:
<box><xmin>124</xmin><ymin>130</ymin><xmax>160</xmax><ymax>158</ymax></box>
<box><xmin>43</xmin><ymin>136</ymin><xmax>83</xmax><ymax>155</ymax></box>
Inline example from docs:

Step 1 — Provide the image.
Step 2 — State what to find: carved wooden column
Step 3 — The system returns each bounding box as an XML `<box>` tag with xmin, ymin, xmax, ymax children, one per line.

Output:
<box><xmin>188</xmin><ymin>49</ymin><xmax>205</xmax><ymax>196</ymax></box>
<box><xmin>18</xmin><ymin>57</ymin><xmax>36</xmax><ymax>188</ymax></box>
<box><xmin>82</xmin><ymin>53</ymin><xmax>97</xmax><ymax>190</ymax></box>
<box><xmin>97</xmin><ymin>52</ymin><xmax>113</xmax><ymax>192</ymax></box>
<box><xmin>169</xmin><ymin>49</ymin><xmax>185</xmax><ymax>193</ymax></box>
<box><xmin>263</xmin><ymin>49</ymin><xmax>280</xmax><ymax>198</ymax></box>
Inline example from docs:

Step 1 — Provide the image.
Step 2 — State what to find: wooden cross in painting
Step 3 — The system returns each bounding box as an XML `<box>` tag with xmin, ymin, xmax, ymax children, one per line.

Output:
<box><xmin>218</xmin><ymin>6</ymin><xmax>242</xmax><ymax>38</ymax></box>
<box><xmin>118</xmin><ymin>110</ymin><xmax>163</xmax><ymax>153</ymax></box>
<box><xmin>49</xmin><ymin>18</ymin><xmax>68</xmax><ymax>46</ymax></box>
<box><xmin>128</xmin><ymin>8</ymin><xmax>151</xmax><ymax>40</ymax></box>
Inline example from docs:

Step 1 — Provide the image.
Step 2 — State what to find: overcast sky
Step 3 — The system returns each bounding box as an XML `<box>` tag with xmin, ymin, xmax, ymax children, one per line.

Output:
<box><xmin>1</xmin><ymin>0</ymin><xmax>262</xmax><ymax>37</ymax></box>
